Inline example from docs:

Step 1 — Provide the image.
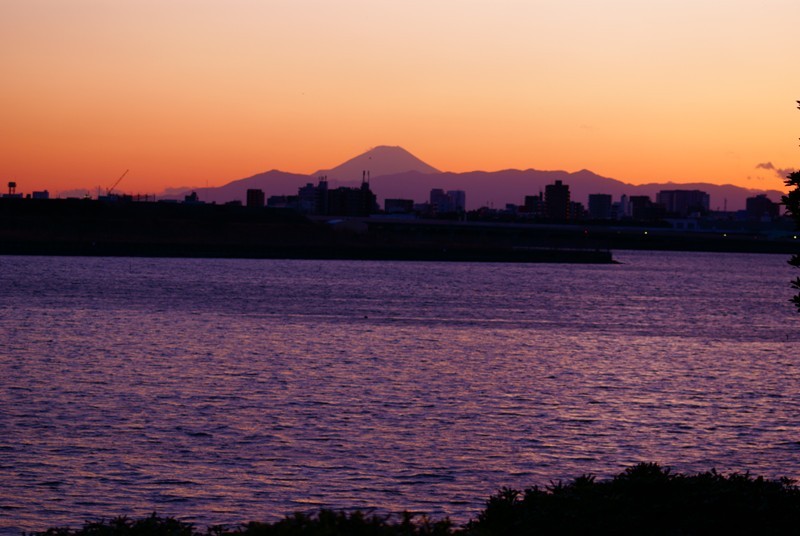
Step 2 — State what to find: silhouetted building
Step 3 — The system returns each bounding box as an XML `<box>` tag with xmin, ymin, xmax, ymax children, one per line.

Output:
<box><xmin>3</xmin><ymin>181</ymin><xmax>22</xmax><ymax>199</ymax></box>
<box><xmin>298</xmin><ymin>177</ymin><xmax>329</xmax><ymax>214</ymax></box>
<box><xmin>447</xmin><ymin>190</ymin><xmax>466</xmax><ymax>212</ymax></box>
<box><xmin>299</xmin><ymin>173</ymin><xmax>376</xmax><ymax>217</ymax></box>
<box><xmin>246</xmin><ymin>189</ymin><xmax>265</xmax><ymax>208</ymax></box>
<box><xmin>413</xmin><ymin>202</ymin><xmax>434</xmax><ymax>216</ymax></box>
<box><xmin>656</xmin><ymin>189</ymin><xmax>710</xmax><ymax>216</ymax></box>
<box><xmin>429</xmin><ymin>188</ymin><xmax>447</xmax><ymax>212</ymax></box>
<box><xmin>385</xmin><ymin>198</ymin><xmax>414</xmax><ymax>214</ymax></box>
<box><xmin>298</xmin><ymin>183</ymin><xmax>316</xmax><ymax>213</ymax></box>
<box><xmin>520</xmin><ymin>193</ymin><xmax>545</xmax><ymax>218</ymax></box>
<box><xmin>570</xmin><ymin>201</ymin><xmax>586</xmax><ymax>220</ymax></box>
<box><xmin>629</xmin><ymin>195</ymin><xmax>662</xmax><ymax>221</ymax></box>
<box><xmin>32</xmin><ymin>190</ymin><xmax>50</xmax><ymax>200</ymax></box>
<box><xmin>618</xmin><ymin>194</ymin><xmax>631</xmax><ymax>218</ymax></box>
<box><xmin>545</xmin><ymin>180</ymin><xmax>570</xmax><ymax>220</ymax></box>
<box><xmin>588</xmin><ymin>194</ymin><xmax>612</xmax><ymax>220</ymax></box>
<box><xmin>327</xmin><ymin>174</ymin><xmax>377</xmax><ymax>217</ymax></box>
<box><xmin>746</xmin><ymin>194</ymin><xmax>779</xmax><ymax>221</ymax></box>
<box><xmin>429</xmin><ymin>188</ymin><xmax>466</xmax><ymax>214</ymax></box>
<box><xmin>183</xmin><ymin>192</ymin><xmax>203</xmax><ymax>204</ymax></box>
<box><xmin>267</xmin><ymin>195</ymin><xmax>298</xmax><ymax>209</ymax></box>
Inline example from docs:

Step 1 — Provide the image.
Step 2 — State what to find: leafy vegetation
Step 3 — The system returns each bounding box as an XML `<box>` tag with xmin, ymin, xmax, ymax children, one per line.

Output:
<box><xmin>29</xmin><ymin>464</ymin><xmax>800</xmax><ymax>536</ymax></box>
<box><xmin>467</xmin><ymin>463</ymin><xmax>800</xmax><ymax>535</ymax></box>
<box><xmin>784</xmin><ymin>100</ymin><xmax>800</xmax><ymax>311</ymax></box>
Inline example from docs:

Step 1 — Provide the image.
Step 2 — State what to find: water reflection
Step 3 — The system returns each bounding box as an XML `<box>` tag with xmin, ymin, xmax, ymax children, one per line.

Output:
<box><xmin>0</xmin><ymin>252</ymin><xmax>798</xmax><ymax>532</ymax></box>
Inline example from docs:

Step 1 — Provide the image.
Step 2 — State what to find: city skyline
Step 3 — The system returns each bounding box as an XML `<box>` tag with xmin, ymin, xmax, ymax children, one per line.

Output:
<box><xmin>2</xmin><ymin>1</ymin><xmax>799</xmax><ymax>197</ymax></box>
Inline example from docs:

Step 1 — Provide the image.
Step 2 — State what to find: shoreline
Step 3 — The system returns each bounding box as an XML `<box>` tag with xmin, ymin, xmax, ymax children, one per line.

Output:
<box><xmin>0</xmin><ymin>241</ymin><xmax>615</xmax><ymax>263</ymax></box>
<box><xmin>2</xmin><ymin>197</ymin><xmax>797</xmax><ymax>262</ymax></box>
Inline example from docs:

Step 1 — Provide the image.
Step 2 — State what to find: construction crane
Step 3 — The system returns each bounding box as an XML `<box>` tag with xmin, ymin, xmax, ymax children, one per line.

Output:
<box><xmin>106</xmin><ymin>169</ymin><xmax>129</xmax><ymax>196</ymax></box>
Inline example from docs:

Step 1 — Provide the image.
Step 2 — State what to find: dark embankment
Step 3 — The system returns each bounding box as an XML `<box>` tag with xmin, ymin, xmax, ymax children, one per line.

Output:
<box><xmin>28</xmin><ymin>464</ymin><xmax>800</xmax><ymax>535</ymax></box>
<box><xmin>0</xmin><ymin>198</ymin><xmax>613</xmax><ymax>263</ymax></box>
<box><xmin>364</xmin><ymin>217</ymin><xmax>800</xmax><ymax>255</ymax></box>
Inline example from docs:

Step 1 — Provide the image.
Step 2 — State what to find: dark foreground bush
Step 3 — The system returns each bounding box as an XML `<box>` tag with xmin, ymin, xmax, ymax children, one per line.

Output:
<box><xmin>30</xmin><ymin>511</ymin><xmax>452</xmax><ymax>536</ymax></box>
<box><xmin>468</xmin><ymin>462</ymin><xmax>800</xmax><ymax>535</ymax></box>
<box><xmin>29</xmin><ymin>463</ymin><xmax>800</xmax><ymax>535</ymax></box>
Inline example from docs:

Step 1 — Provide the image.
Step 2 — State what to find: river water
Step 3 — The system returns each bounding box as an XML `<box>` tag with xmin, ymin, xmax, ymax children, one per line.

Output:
<box><xmin>1</xmin><ymin>251</ymin><xmax>799</xmax><ymax>533</ymax></box>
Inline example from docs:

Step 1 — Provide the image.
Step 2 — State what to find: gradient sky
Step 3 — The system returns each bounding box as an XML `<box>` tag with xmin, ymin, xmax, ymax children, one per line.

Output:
<box><xmin>2</xmin><ymin>0</ymin><xmax>799</xmax><ymax>196</ymax></box>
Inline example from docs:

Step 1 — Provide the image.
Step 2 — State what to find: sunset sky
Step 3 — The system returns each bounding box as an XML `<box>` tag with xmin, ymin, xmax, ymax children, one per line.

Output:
<box><xmin>2</xmin><ymin>0</ymin><xmax>799</xmax><ymax>197</ymax></box>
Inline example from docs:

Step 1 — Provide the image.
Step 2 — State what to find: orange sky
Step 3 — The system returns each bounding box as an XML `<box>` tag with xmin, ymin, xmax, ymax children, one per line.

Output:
<box><xmin>1</xmin><ymin>0</ymin><xmax>798</xmax><ymax>197</ymax></box>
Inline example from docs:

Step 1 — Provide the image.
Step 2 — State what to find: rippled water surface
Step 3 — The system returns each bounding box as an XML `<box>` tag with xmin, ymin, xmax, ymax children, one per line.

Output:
<box><xmin>1</xmin><ymin>251</ymin><xmax>799</xmax><ymax>533</ymax></box>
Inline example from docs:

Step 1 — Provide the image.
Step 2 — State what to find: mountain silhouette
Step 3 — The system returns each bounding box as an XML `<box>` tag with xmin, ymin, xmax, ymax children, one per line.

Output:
<box><xmin>313</xmin><ymin>145</ymin><xmax>441</xmax><ymax>180</ymax></box>
<box><xmin>162</xmin><ymin>147</ymin><xmax>784</xmax><ymax>211</ymax></box>
<box><xmin>163</xmin><ymin>170</ymin><xmax>311</xmax><ymax>205</ymax></box>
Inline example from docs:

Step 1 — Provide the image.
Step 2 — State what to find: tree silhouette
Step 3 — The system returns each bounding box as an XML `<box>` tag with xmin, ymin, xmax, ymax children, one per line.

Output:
<box><xmin>783</xmin><ymin>100</ymin><xmax>800</xmax><ymax>311</ymax></box>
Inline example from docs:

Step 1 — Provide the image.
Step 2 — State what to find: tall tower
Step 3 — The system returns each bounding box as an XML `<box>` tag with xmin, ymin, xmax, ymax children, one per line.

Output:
<box><xmin>545</xmin><ymin>180</ymin><xmax>570</xmax><ymax>221</ymax></box>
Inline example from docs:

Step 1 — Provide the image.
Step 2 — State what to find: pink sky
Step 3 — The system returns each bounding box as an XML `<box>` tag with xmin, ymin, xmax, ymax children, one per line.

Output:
<box><xmin>1</xmin><ymin>0</ymin><xmax>798</xmax><ymax>197</ymax></box>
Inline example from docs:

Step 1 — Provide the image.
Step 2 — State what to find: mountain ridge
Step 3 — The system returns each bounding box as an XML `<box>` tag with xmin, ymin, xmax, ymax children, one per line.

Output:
<box><xmin>162</xmin><ymin>147</ymin><xmax>784</xmax><ymax>212</ymax></box>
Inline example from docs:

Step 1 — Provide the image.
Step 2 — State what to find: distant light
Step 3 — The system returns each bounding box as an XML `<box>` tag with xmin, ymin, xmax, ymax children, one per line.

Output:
<box><xmin>644</xmin><ymin>231</ymin><xmax>648</xmax><ymax>235</ymax></box>
<box><xmin>723</xmin><ymin>233</ymin><xmax>727</xmax><ymax>237</ymax></box>
<box><xmin>794</xmin><ymin>235</ymin><xmax>798</xmax><ymax>240</ymax></box>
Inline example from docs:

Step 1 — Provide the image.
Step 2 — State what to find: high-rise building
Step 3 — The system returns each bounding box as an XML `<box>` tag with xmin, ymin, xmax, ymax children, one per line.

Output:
<box><xmin>570</xmin><ymin>201</ymin><xmax>586</xmax><ymax>220</ymax></box>
<box><xmin>545</xmin><ymin>180</ymin><xmax>570</xmax><ymax>220</ymax></box>
<box><xmin>588</xmin><ymin>194</ymin><xmax>612</xmax><ymax>220</ymax></box>
<box><xmin>246</xmin><ymin>189</ymin><xmax>265</xmax><ymax>208</ymax></box>
<box><xmin>327</xmin><ymin>178</ymin><xmax>377</xmax><ymax>217</ymax></box>
<box><xmin>656</xmin><ymin>190</ymin><xmax>710</xmax><ymax>216</ymax></box>
<box><xmin>429</xmin><ymin>189</ymin><xmax>466</xmax><ymax>213</ymax></box>
<box><xmin>629</xmin><ymin>195</ymin><xmax>667</xmax><ymax>221</ymax></box>
<box><xmin>430</xmin><ymin>188</ymin><xmax>450</xmax><ymax>213</ymax></box>
<box><xmin>746</xmin><ymin>194</ymin><xmax>779</xmax><ymax>220</ymax></box>
<box><xmin>619</xmin><ymin>194</ymin><xmax>631</xmax><ymax>218</ymax></box>
<box><xmin>298</xmin><ymin>177</ymin><xmax>329</xmax><ymax>214</ymax></box>
<box><xmin>523</xmin><ymin>193</ymin><xmax>545</xmax><ymax>218</ymax></box>
<box><xmin>447</xmin><ymin>190</ymin><xmax>466</xmax><ymax>212</ymax></box>
<box><xmin>301</xmin><ymin>173</ymin><xmax>376</xmax><ymax>217</ymax></box>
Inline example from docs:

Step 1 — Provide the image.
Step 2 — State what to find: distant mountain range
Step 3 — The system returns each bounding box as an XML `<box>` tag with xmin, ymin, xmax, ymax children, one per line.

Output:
<box><xmin>163</xmin><ymin>145</ymin><xmax>784</xmax><ymax>212</ymax></box>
